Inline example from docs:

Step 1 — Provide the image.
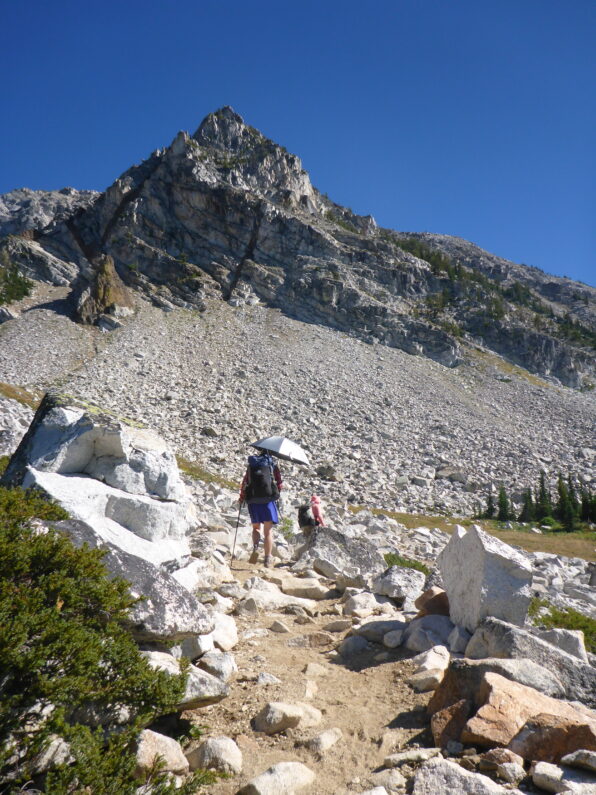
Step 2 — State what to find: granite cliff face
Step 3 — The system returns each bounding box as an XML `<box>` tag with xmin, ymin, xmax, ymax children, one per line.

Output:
<box><xmin>1</xmin><ymin>107</ymin><xmax>594</xmax><ymax>386</ymax></box>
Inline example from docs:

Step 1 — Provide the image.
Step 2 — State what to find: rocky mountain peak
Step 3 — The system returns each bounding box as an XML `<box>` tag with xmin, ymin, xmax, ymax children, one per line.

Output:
<box><xmin>192</xmin><ymin>105</ymin><xmax>248</xmax><ymax>151</ymax></box>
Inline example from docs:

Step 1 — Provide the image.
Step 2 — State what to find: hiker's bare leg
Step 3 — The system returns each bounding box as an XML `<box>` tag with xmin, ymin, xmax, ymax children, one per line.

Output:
<box><xmin>263</xmin><ymin>522</ymin><xmax>274</xmax><ymax>557</ymax></box>
<box><xmin>252</xmin><ymin>524</ymin><xmax>262</xmax><ymax>546</ymax></box>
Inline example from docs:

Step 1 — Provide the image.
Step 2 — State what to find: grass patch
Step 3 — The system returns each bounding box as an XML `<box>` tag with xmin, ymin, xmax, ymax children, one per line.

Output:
<box><xmin>278</xmin><ymin>516</ymin><xmax>295</xmax><ymax>541</ymax></box>
<box><xmin>348</xmin><ymin>505</ymin><xmax>596</xmax><ymax>562</ymax></box>
<box><xmin>528</xmin><ymin>597</ymin><xmax>596</xmax><ymax>654</ymax></box>
<box><xmin>468</xmin><ymin>347</ymin><xmax>552</xmax><ymax>389</ymax></box>
<box><xmin>176</xmin><ymin>456</ymin><xmax>238</xmax><ymax>490</ymax></box>
<box><xmin>384</xmin><ymin>552</ymin><xmax>430</xmax><ymax>575</ymax></box>
<box><xmin>0</xmin><ymin>382</ymin><xmax>42</xmax><ymax>409</ymax></box>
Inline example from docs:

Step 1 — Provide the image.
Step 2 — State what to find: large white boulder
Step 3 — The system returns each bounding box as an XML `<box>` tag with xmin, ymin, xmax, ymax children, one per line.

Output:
<box><xmin>437</xmin><ymin>525</ymin><xmax>532</xmax><ymax>632</ymax></box>
<box><xmin>2</xmin><ymin>393</ymin><xmax>194</xmax><ymax>567</ymax></box>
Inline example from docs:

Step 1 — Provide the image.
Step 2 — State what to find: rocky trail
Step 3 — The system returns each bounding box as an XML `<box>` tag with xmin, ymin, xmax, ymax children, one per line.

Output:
<box><xmin>189</xmin><ymin>560</ymin><xmax>428</xmax><ymax>795</ymax></box>
<box><xmin>2</xmin><ymin>381</ymin><xmax>596</xmax><ymax>794</ymax></box>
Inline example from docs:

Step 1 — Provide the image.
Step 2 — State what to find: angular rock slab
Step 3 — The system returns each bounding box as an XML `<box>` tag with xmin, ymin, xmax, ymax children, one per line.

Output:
<box><xmin>531</xmin><ymin>760</ymin><xmax>596</xmax><ymax>793</ymax></box>
<box><xmin>237</xmin><ymin>761</ymin><xmax>315</xmax><ymax>794</ymax></box>
<box><xmin>372</xmin><ymin>566</ymin><xmax>426</xmax><ymax>607</ymax></box>
<box><xmin>429</xmin><ymin>656</ymin><xmax>566</xmax><ymax>712</ymax></box>
<box><xmin>412</xmin><ymin>757</ymin><xmax>522</xmax><ymax>794</ymax></box>
<box><xmin>466</xmin><ymin>617</ymin><xmax>596</xmax><ymax>705</ymax></box>
<box><xmin>295</xmin><ymin>526</ymin><xmax>386</xmax><ymax>584</ymax></box>
<box><xmin>142</xmin><ymin>651</ymin><xmax>228</xmax><ymax>709</ymax></box>
<box><xmin>462</xmin><ymin>672</ymin><xmax>596</xmax><ymax>750</ymax></box>
<box><xmin>404</xmin><ymin>614</ymin><xmax>454</xmax><ymax>652</ymax></box>
<box><xmin>437</xmin><ymin>525</ymin><xmax>532</xmax><ymax>632</ymax></box>
<box><xmin>508</xmin><ymin>712</ymin><xmax>596</xmax><ymax>764</ymax></box>
<box><xmin>54</xmin><ymin>519</ymin><xmax>213</xmax><ymax>642</ymax></box>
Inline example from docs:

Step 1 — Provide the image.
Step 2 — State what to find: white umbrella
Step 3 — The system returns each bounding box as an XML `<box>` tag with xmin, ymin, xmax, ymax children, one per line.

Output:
<box><xmin>250</xmin><ymin>436</ymin><xmax>310</xmax><ymax>466</ymax></box>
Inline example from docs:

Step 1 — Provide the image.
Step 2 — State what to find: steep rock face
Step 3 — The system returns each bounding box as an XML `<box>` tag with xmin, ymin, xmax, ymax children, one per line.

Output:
<box><xmin>73</xmin><ymin>253</ymin><xmax>134</xmax><ymax>326</ymax></box>
<box><xmin>1</xmin><ymin>108</ymin><xmax>594</xmax><ymax>385</ymax></box>
<box><xmin>0</xmin><ymin>187</ymin><xmax>98</xmax><ymax>236</ymax></box>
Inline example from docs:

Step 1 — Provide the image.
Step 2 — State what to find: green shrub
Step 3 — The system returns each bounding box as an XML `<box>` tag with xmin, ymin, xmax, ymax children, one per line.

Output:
<box><xmin>384</xmin><ymin>552</ymin><xmax>430</xmax><ymax>575</ymax></box>
<box><xmin>0</xmin><ymin>487</ymin><xmax>214</xmax><ymax>793</ymax></box>
<box><xmin>528</xmin><ymin>597</ymin><xmax>596</xmax><ymax>654</ymax></box>
<box><xmin>0</xmin><ymin>250</ymin><xmax>32</xmax><ymax>306</ymax></box>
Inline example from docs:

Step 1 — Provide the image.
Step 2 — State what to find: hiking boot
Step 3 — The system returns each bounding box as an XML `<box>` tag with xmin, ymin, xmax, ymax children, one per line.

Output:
<box><xmin>249</xmin><ymin>544</ymin><xmax>259</xmax><ymax>564</ymax></box>
<box><xmin>263</xmin><ymin>554</ymin><xmax>272</xmax><ymax>568</ymax></box>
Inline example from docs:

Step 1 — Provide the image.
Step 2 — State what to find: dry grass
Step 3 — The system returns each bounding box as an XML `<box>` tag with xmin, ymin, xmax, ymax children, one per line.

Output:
<box><xmin>0</xmin><ymin>382</ymin><xmax>42</xmax><ymax>409</ymax></box>
<box><xmin>177</xmin><ymin>456</ymin><xmax>239</xmax><ymax>490</ymax></box>
<box><xmin>349</xmin><ymin>505</ymin><xmax>596</xmax><ymax>562</ymax></box>
<box><xmin>467</xmin><ymin>347</ymin><xmax>554</xmax><ymax>390</ymax></box>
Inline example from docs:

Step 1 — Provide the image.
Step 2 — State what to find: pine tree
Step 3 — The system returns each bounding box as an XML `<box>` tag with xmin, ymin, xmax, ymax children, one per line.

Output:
<box><xmin>567</xmin><ymin>475</ymin><xmax>580</xmax><ymax>517</ymax></box>
<box><xmin>483</xmin><ymin>491</ymin><xmax>496</xmax><ymax>519</ymax></box>
<box><xmin>518</xmin><ymin>488</ymin><xmax>535</xmax><ymax>523</ymax></box>
<box><xmin>555</xmin><ymin>472</ymin><xmax>569</xmax><ymax>521</ymax></box>
<box><xmin>497</xmin><ymin>485</ymin><xmax>511</xmax><ymax>522</ymax></box>
<box><xmin>555</xmin><ymin>473</ymin><xmax>576</xmax><ymax>532</ymax></box>
<box><xmin>535</xmin><ymin>471</ymin><xmax>553</xmax><ymax>521</ymax></box>
<box><xmin>580</xmin><ymin>486</ymin><xmax>591</xmax><ymax>522</ymax></box>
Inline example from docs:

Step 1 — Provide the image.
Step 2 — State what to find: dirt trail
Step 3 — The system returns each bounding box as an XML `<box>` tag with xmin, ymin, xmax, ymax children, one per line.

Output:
<box><xmin>185</xmin><ymin>560</ymin><xmax>431</xmax><ymax>794</ymax></box>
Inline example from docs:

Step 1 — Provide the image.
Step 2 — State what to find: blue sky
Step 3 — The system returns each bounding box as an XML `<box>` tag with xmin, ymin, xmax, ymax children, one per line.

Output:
<box><xmin>2</xmin><ymin>0</ymin><xmax>594</xmax><ymax>285</ymax></box>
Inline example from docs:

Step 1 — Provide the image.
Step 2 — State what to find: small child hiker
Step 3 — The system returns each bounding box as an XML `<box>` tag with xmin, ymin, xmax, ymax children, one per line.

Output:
<box><xmin>239</xmin><ymin>448</ymin><xmax>282</xmax><ymax>567</ymax></box>
<box><xmin>297</xmin><ymin>494</ymin><xmax>325</xmax><ymax>535</ymax></box>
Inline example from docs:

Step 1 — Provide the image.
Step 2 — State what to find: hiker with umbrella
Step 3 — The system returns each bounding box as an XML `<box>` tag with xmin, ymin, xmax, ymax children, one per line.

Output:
<box><xmin>236</xmin><ymin>436</ymin><xmax>309</xmax><ymax>568</ymax></box>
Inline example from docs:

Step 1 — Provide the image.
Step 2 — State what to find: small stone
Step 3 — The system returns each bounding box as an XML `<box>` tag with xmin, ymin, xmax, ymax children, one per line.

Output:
<box><xmin>531</xmin><ymin>759</ymin><xmax>596</xmax><ymax>793</ymax></box>
<box><xmin>186</xmin><ymin>735</ymin><xmax>242</xmax><ymax>775</ymax></box>
<box><xmin>562</xmin><ymin>749</ymin><xmax>596</xmax><ymax>772</ymax></box>
<box><xmin>135</xmin><ymin>730</ymin><xmax>189</xmax><ymax>777</ymax></box>
<box><xmin>253</xmin><ymin>702</ymin><xmax>304</xmax><ymax>734</ymax></box>
<box><xmin>270</xmin><ymin>620</ymin><xmax>291</xmax><ymax>633</ymax></box>
<box><xmin>369</xmin><ymin>768</ymin><xmax>407</xmax><ymax>791</ymax></box>
<box><xmin>236</xmin><ymin>761</ymin><xmax>315</xmax><ymax>794</ymax></box>
<box><xmin>383</xmin><ymin>628</ymin><xmax>406</xmax><ymax>648</ymax></box>
<box><xmin>384</xmin><ymin>747</ymin><xmax>442</xmax><ymax>767</ymax></box>
<box><xmin>256</xmin><ymin>672</ymin><xmax>281</xmax><ymax>686</ymax></box>
<box><xmin>323</xmin><ymin>619</ymin><xmax>352</xmax><ymax>632</ymax></box>
<box><xmin>196</xmin><ymin>650</ymin><xmax>237</xmax><ymax>682</ymax></box>
<box><xmin>306</xmin><ymin>727</ymin><xmax>342</xmax><ymax>753</ymax></box>
<box><xmin>407</xmin><ymin>668</ymin><xmax>446</xmax><ymax>692</ymax></box>
<box><xmin>303</xmin><ymin>662</ymin><xmax>329</xmax><ymax>677</ymax></box>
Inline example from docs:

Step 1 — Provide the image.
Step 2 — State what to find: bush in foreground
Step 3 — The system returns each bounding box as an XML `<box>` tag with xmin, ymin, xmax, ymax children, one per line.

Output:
<box><xmin>0</xmin><ymin>486</ymin><xmax>214</xmax><ymax>793</ymax></box>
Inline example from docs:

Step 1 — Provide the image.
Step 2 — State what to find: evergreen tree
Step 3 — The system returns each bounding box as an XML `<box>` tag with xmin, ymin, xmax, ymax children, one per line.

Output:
<box><xmin>535</xmin><ymin>471</ymin><xmax>553</xmax><ymax>521</ymax></box>
<box><xmin>580</xmin><ymin>486</ymin><xmax>591</xmax><ymax>522</ymax></box>
<box><xmin>518</xmin><ymin>488</ymin><xmax>535</xmax><ymax>523</ymax></box>
<box><xmin>483</xmin><ymin>491</ymin><xmax>496</xmax><ymax>519</ymax></box>
<box><xmin>555</xmin><ymin>473</ymin><xmax>576</xmax><ymax>532</ymax></box>
<box><xmin>497</xmin><ymin>485</ymin><xmax>511</xmax><ymax>521</ymax></box>
<box><xmin>555</xmin><ymin>472</ymin><xmax>570</xmax><ymax>521</ymax></box>
<box><xmin>567</xmin><ymin>475</ymin><xmax>580</xmax><ymax>517</ymax></box>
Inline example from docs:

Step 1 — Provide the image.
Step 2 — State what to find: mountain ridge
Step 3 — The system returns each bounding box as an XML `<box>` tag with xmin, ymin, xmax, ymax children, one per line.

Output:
<box><xmin>0</xmin><ymin>106</ymin><xmax>594</xmax><ymax>387</ymax></box>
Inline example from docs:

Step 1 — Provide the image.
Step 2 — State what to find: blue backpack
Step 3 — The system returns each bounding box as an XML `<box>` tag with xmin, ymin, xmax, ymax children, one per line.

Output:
<box><xmin>245</xmin><ymin>454</ymin><xmax>279</xmax><ymax>504</ymax></box>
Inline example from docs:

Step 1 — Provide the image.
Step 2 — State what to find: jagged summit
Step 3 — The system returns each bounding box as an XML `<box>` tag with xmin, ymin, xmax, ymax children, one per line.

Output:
<box><xmin>192</xmin><ymin>105</ymin><xmax>248</xmax><ymax>150</ymax></box>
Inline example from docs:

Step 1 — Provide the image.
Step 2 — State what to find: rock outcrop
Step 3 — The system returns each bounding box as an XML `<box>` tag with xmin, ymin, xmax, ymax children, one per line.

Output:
<box><xmin>437</xmin><ymin>525</ymin><xmax>533</xmax><ymax>632</ymax></box>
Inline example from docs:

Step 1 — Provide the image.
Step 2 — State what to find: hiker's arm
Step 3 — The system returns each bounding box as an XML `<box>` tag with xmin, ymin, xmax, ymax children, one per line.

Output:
<box><xmin>239</xmin><ymin>470</ymin><xmax>248</xmax><ymax>502</ymax></box>
<box><xmin>274</xmin><ymin>465</ymin><xmax>283</xmax><ymax>491</ymax></box>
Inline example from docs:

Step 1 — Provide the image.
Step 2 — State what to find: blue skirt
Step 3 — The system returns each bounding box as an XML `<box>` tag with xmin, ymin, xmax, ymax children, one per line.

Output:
<box><xmin>248</xmin><ymin>501</ymin><xmax>279</xmax><ymax>524</ymax></box>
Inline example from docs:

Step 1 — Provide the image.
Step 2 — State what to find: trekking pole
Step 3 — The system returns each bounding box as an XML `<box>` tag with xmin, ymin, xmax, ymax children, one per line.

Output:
<box><xmin>230</xmin><ymin>500</ymin><xmax>244</xmax><ymax>568</ymax></box>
